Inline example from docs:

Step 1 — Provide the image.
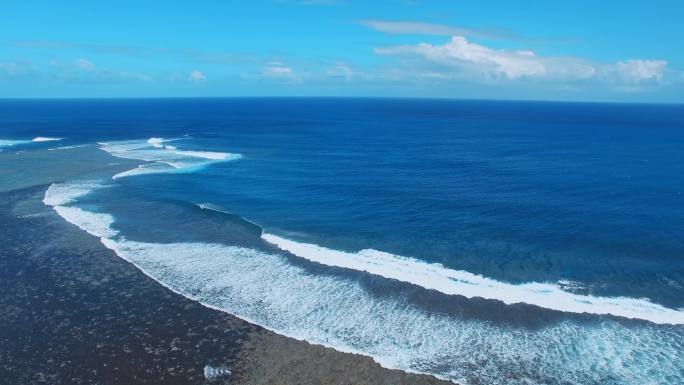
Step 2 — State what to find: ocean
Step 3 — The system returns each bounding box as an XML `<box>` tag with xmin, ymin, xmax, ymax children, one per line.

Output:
<box><xmin>1</xmin><ymin>98</ymin><xmax>683</xmax><ymax>385</ymax></box>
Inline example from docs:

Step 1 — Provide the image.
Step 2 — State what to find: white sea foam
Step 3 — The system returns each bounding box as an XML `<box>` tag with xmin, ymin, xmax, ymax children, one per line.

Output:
<box><xmin>196</xmin><ymin>202</ymin><xmax>229</xmax><ymax>213</ymax></box>
<box><xmin>53</xmin><ymin>206</ymin><xmax>118</xmax><ymax>238</ymax></box>
<box><xmin>48</xmin><ymin>144</ymin><xmax>89</xmax><ymax>151</ymax></box>
<box><xmin>112</xmin><ymin>163</ymin><xmax>174</xmax><ymax>179</ymax></box>
<box><xmin>147</xmin><ymin>137</ymin><xmax>165</xmax><ymax>147</ymax></box>
<box><xmin>174</xmin><ymin>150</ymin><xmax>233</xmax><ymax>160</ymax></box>
<box><xmin>0</xmin><ymin>137</ymin><xmax>63</xmax><ymax>147</ymax></box>
<box><xmin>203</xmin><ymin>365</ymin><xmax>232</xmax><ymax>380</ymax></box>
<box><xmin>32</xmin><ymin>137</ymin><xmax>63</xmax><ymax>142</ymax></box>
<box><xmin>43</xmin><ymin>181</ymin><xmax>116</xmax><ymax>238</ymax></box>
<box><xmin>0</xmin><ymin>139</ymin><xmax>32</xmax><ymax>147</ymax></box>
<box><xmin>95</xmin><ymin>236</ymin><xmax>683</xmax><ymax>385</ymax></box>
<box><xmin>261</xmin><ymin>233</ymin><xmax>684</xmax><ymax>325</ymax></box>
<box><xmin>43</xmin><ymin>181</ymin><xmax>108</xmax><ymax>206</ymax></box>
<box><xmin>0</xmin><ymin>137</ymin><xmax>64</xmax><ymax>148</ymax></box>
<box><xmin>99</xmin><ymin>138</ymin><xmax>241</xmax><ymax>179</ymax></box>
<box><xmin>42</xmin><ymin>180</ymin><xmax>684</xmax><ymax>384</ymax></box>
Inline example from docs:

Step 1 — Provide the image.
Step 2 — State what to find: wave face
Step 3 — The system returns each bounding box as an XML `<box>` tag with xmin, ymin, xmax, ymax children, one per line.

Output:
<box><xmin>98</xmin><ymin>138</ymin><xmax>242</xmax><ymax>179</ymax></box>
<box><xmin>261</xmin><ymin>233</ymin><xmax>684</xmax><ymax>325</ymax></box>
<box><xmin>42</xmin><ymin>180</ymin><xmax>684</xmax><ymax>385</ymax></box>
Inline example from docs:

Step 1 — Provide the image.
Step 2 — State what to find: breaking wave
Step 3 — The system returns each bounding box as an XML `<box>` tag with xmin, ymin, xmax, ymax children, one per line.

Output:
<box><xmin>43</xmin><ymin>181</ymin><xmax>110</xmax><ymax>206</ymax></box>
<box><xmin>0</xmin><ymin>137</ymin><xmax>63</xmax><ymax>148</ymax></box>
<box><xmin>261</xmin><ymin>233</ymin><xmax>684</xmax><ymax>325</ymax></box>
<box><xmin>98</xmin><ymin>138</ymin><xmax>242</xmax><ymax>179</ymax></box>
<box><xmin>32</xmin><ymin>137</ymin><xmax>63</xmax><ymax>142</ymax></box>
<box><xmin>40</xmin><ymin>181</ymin><xmax>684</xmax><ymax>384</ymax></box>
<box><xmin>0</xmin><ymin>139</ymin><xmax>32</xmax><ymax>147</ymax></box>
<box><xmin>48</xmin><ymin>144</ymin><xmax>89</xmax><ymax>151</ymax></box>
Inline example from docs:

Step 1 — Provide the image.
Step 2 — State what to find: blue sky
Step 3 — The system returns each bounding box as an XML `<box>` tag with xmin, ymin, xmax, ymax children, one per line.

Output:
<box><xmin>1</xmin><ymin>0</ymin><xmax>682</xmax><ymax>102</ymax></box>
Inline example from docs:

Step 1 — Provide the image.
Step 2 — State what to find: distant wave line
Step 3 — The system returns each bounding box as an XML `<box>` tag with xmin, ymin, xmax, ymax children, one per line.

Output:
<box><xmin>98</xmin><ymin>137</ymin><xmax>242</xmax><ymax>179</ymax></box>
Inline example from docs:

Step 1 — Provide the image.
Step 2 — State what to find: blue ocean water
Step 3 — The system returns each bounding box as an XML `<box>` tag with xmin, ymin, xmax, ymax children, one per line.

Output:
<box><xmin>2</xmin><ymin>98</ymin><xmax>684</xmax><ymax>384</ymax></box>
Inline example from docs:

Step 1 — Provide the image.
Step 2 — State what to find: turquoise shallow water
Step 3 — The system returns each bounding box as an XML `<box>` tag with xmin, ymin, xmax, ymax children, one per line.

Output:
<box><xmin>2</xmin><ymin>98</ymin><xmax>683</xmax><ymax>384</ymax></box>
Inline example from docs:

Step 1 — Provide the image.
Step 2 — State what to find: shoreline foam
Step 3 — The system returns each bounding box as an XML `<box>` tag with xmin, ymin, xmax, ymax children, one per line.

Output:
<box><xmin>42</xmin><ymin>180</ymin><xmax>684</xmax><ymax>385</ymax></box>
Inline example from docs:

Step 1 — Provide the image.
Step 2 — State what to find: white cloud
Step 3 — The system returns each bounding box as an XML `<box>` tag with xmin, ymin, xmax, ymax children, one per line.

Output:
<box><xmin>76</xmin><ymin>58</ymin><xmax>94</xmax><ymax>71</ymax></box>
<box><xmin>359</xmin><ymin>19</ymin><xmax>530</xmax><ymax>41</ymax></box>
<box><xmin>616</xmin><ymin>59</ymin><xmax>667</xmax><ymax>82</ymax></box>
<box><xmin>188</xmin><ymin>70</ymin><xmax>206</xmax><ymax>82</ymax></box>
<box><xmin>373</xmin><ymin>35</ymin><xmax>673</xmax><ymax>86</ymax></box>
<box><xmin>0</xmin><ymin>60</ymin><xmax>35</xmax><ymax>77</ymax></box>
<box><xmin>376</xmin><ymin>36</ymin><xmax>567</xmax><ymax>80</ymax></box>
<box><xmin>262</xmin><ymin>62</ymin><xmax>294</xmax><ymax>79</ymax></box>
<box><xmin>326</xmin><ymin>64</ymin><xmax>355</xmax><ymax>80</ymax></box>
<box><xmin>299</xmin><ymin>0</ymin><xmax>342</xmax><ymax>5</ymax></box>
<box><xmin>361</xmin><ymin>20</ymin><xmax>475</xmax><ymax>37</ymax></box>
<box><xmin>47</xmin><ymin>59</ymin><xmax>151</xmax><ymax>84</ymax></box>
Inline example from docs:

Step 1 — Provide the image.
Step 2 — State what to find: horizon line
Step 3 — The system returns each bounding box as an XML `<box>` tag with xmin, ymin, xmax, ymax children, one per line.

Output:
<box><xmin>0</xmin><ymin>95</ymin><xmax>682</xmax><ymax>106</ymax></box>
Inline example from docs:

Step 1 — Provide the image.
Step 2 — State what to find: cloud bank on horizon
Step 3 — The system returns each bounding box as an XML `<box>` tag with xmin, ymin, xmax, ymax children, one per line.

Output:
<box><xmin>0</xmin><ymin>1</ymin><xmax>682</xmax><ymax>102</ymax></box>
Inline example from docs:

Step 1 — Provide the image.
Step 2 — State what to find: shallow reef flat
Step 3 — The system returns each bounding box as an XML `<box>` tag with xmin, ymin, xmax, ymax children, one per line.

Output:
<box><xmin>0</xmin><ymin>185</ymin><xmax>449</xmax><ymax>385</ymax></box>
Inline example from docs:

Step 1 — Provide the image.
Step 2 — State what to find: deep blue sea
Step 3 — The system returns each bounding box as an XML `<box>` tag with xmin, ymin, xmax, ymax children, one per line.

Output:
<box><xmin>2</xmin><ymin>98</ymin><xmax>683</xmax><ymax>384</ymax></box>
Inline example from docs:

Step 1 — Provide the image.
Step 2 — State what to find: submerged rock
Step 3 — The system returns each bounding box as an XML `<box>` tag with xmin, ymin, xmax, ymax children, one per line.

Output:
<box><xmin>203</xmin><ymin>365</ymin><xmax>232</xmax><ymax>380</ymax></box>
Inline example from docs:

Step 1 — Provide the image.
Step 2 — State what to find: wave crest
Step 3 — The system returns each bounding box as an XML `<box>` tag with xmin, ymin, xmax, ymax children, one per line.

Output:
<box><xmin>261</xmin><ymin>233</ymin><xmax>684</xmax><ymax>325</ymax></box>
<box><xmin>98</xmin><ymin>236</ymin><xmax>684</xmax><ymax>385</ymax></box>
<box><xmin>41</xmin><ymin>182</ymin><xmax>684</xmax><ymax>384</ymax></box>
<box><xmin>99</xmin><ymin>138</ymin><xmax>241</xmax><ymax>179</ymax></box>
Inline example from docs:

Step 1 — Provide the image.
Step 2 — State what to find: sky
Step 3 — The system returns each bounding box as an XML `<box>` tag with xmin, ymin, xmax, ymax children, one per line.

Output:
<box><xmin>1</xmin><ymin>0</ymin><xmax>683</xmax><ymax>102</ymax></box>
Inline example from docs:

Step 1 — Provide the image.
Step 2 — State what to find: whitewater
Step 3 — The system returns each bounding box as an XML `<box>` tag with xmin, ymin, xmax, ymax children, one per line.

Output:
<box><xmin>37</xmin><ymin>137</ymin><xmax>684</xmax><ymax>385</ymax></box>
<box><xmin>42</xmin><ymin>179</ymin><xmax>684</xmax><ymax>385</ymax></box>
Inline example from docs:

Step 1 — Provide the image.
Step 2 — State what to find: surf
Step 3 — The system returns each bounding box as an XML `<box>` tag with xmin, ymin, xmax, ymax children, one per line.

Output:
<box><xmin>261</xmin><ymin>232</ymin><xmax>684</xmax><ymax>325</ymax></box>
<box><xmin>41</xmin><ymin>181</ymin><xmax>684</xmax><ymax>385</ymax></box>
<box><xmin>98</xmin><ymin>138</ymin><xmax>242</xmax><ymax>179</ymax></box>
<box><xmin>0</xmin><ymin>137</ymin><xmax>62</xmax><ymax>147</ymax></box>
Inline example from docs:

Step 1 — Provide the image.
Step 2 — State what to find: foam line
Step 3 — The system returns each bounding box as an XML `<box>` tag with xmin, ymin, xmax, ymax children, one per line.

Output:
<box><xmin>43</xmin><ymin>181</ymin><xmax>109</xmax><ymax>206</ymax></box>
<box><xmin>99</xmin><ymin>138</ymin><xmax>242</xmax><ymax>179</ymax></box>
<box><xmin>174</xmin><ymin>150</ymin><xmax>235</xmax><ymax>160</ymax></box>
<box><xmin>112</xmin><ymin>163</ymin><xmax>174</xmax><ymax>179</ymax></box>
<box><xmin>147</xmin><ymin>137</ymin><xmax>166</xmax><ymax>147</ymax></box>
<box><xmin>53</xmin><ymin>206</ymin><xmax>118</xmax><ymax>238</ymax></box>
<box><xmin>32</xmin><ymin>137</ymin><xmax>63</xmax><ymax>142</ymax></box>
<box><xmin>43</xmin><ymin>181</ymin><xmax>116</xmax><ymax>238</ymax></box>
<box><xmin>261</xmin><ymin>233</ymin><xmax>684</xmax><ymax>325</ymax></box>
<box><xmin>0</xmin><ymin>137</ymin><xmax>63</xmax><ymax>148</ymax></box>
<box><xmin>0</xmin><ymin>139</ymin><xmax>32</xmax><ymax>147</ymax></box>
<box><xmin>48</xmin><ymin>144</ymin><xmax>89</xmax><ymax>151</ymax></box>
<box><xmin>42</xmin><ymin>182</ymin><xmax>684</xmax><ymax>384</ymax></box>
<box><xmin>97</xmin><ymin>236</ymin><xmax>684</xmax><ymax>385</ymax></box>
